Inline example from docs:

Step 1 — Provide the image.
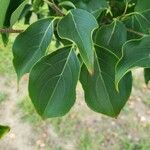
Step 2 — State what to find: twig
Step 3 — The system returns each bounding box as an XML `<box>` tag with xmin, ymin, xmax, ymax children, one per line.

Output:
<box><xmin>44</xmin><ymin>0</ymin><xmax>65</xmax><ymax>16</ymax></box>
<box><xmin>0</xmin><ymin>28</ymin><xmax>24</xmax><ymax>33</ymax></box>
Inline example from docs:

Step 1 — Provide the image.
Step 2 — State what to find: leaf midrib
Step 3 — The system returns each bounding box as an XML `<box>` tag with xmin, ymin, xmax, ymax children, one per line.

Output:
<box><xmin>42</xmin><ymin>49</ymin><xmax>73</xmax><ymax>116</ymax></box>
<box><xmin>19</xmin><ymin>20</ymin><xmax>53</xmax><ymax>78</ymax></box>
<box><xmin>95</xmin><ymin>52</ymin><xmax>115</xmax><ymax>115</ymax></box>
<box><xmin>70</xmin><ymin>12</ymin><xmax>89</xmax><ymax>61</ymax></box>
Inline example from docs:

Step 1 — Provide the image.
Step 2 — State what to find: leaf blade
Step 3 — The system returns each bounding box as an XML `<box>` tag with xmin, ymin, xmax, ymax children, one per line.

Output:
<box><xmin>80</xmin><ymin>45</ymin><xmax>132</xmax><ymax>117</ymax></box>
<box><xmin>29</xmin><ymin>46</ymin><xmax>80</xmax><ymax>118</ymax></box>
<box><xmin>144</xmin><ymin>68</ymin><xmax>150</xmax><ymax>85</ymax></box>
<box><xmin>135</xmin><ymin>0</ymin><xmax>150</xmax><ymax>12</ymax></box>
<box><xmin>116</xmin><ymin>36</ymin><xmax>150</xmax><ymax>87</ymax></box>
<box><xmin>57</xmin><ymin>9</ymin><xmax>98</xmax><ymax>73</ymax></box>
<box><xmin>95</xmin><ymin>20</ymin><xmax>127</xmax><ymax>57</ymax></box>
<box><xmin>0</xmin><ymin>0</ymin><xmax>10</xmax><ymax>28</ymax></box>
<box><xmin>13</xmin><ymin>18</ymin><xmax>54</xmax><ymax>81</ymax></box>
<box><xmin>0</xmin><ymin>125</ymin><xmax>10</xmax><ymax>139</ymax></box>
<box><xmin>10</xmin><ymin>0</ymin><xmax>28</xmax><ymax>27</ymax></box>
<box><xmin>76</xmin><ymin>0</ymin><xmax>108</xmax><ymax>18</ymax></box>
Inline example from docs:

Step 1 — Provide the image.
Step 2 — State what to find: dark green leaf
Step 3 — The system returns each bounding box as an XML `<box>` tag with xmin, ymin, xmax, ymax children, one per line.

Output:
<box><xmin>3</xmin><ymin>0</ymin><xmax>24</xmax><ymax>27</ymax></box>
<box><xmin>1</xmin><ymin>0</ymin><xmax>24</xmax><ymax>45</ymax></box>
<box><xmin>95</xmin><ymin>20</ymin><xmax>127</xmax><ymax>57</ymax></box>
<box><xmin>0</xmin><ymin>0</ymin><xmax>10</xmax><ymax>28</ymax></box>
<box><xmin>80</xmin><ymin>45</ymin><xmax>132</xmax><ymax>117</ymax></box>
<box><xmin>1</xmin><ymin>33</ymin><xmax>9</xmax><ymax>46</ymax></box>
<box><xmin>144</xmin><ymin>68</ymin><xmax>150</xmax><ymax>85</ymax></box>
<box><xmin>29</xmin><ymin>46</ymin><xmax>80</xmax><ymax>118</ymax></box>
<box><xmin>13</xmin><ymin>18</ymin><xmax>54</xmax><ymax>81</ymax></box>
<box><xmin>0</xmin><ymin>125</ymin><xmax>10</xmax><ymax>139</ymax></box>
<box><xmin>57</xmin><ymin>9</ymin><xmax>98</xmax><ymax>74</ymax></box>
<box><xmin>135</xmin><ymin>0</ymin><xmax>150</xmax><ymax>12</ymax></box>
<box><xmin>124</xmin><ymin>10</ymin><xmax>150</xmax><ymax>39</ymax></box>
<box><xmin>116</xmin><ymin>36</ymin><xmax>150</xmax><ymax>87</ymax></box>
<box><xmin>76</xmin><ymin>0</ymin><xmax>108</xmax><ymax>18</ymax></box>
<box><xmin>10</xmin><ymin>0</ymin><xmax>29</xmax><ymax>26</ymax></box>
<box><xmin>19</xmin><ymin>4</ymin><xmax>32</xmax><ymax>21</ymax></box>
<box><xmin>24</xmin><ymin>10</ymin><xmax>32</xmax><ymax>24</ymax></box>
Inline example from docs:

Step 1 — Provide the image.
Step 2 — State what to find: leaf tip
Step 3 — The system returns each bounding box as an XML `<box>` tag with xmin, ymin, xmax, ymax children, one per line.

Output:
<box><xmin>0</xmin><ymin>125</ymin><xmax>10</xmax><ymax>139</ymax></box>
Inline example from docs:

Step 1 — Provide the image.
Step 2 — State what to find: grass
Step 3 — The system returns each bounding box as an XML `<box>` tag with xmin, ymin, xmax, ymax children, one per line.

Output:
<box><xmin>17</xmin><ymin>96</ymin><xmax>42</xmax><ymax>125</ymax></box>
<box><xmin>0</xmin><ymin>92</ymin><xmax>8</xmax><ymax>103</ymax></box>
<box><xmin>0</xmin><ymin>42</ymin><xmax>14</xmax><ymax>76</ymax></box>
<box><xmin>16</xmin><ymin>93</ymin><xmax>150</xmax><ymax>150</ymax></box>
<box><xmin>121</xmin><ymin>137</ymin><xmax>150</xmax><ymax>150</ymax></box>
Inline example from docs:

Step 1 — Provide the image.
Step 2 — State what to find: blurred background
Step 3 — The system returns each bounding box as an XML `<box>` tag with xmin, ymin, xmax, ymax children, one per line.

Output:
<box><xmin>0</xmin><ymin>22</ymin><xmax>150</xmax><ymax>150</ymax></box>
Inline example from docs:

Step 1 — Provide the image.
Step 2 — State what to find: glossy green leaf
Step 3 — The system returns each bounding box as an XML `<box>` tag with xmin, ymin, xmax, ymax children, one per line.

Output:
<box><xmin>0</xmin><ymin>125</ymin><xmax>10</xmax><ymax>139</ymax></box>
<box><xmin>57</xmin><ymin>9</ymin><xmax>98</xmax><ymax>74</ymax></box>
<box><xmin>0</xmin><ymin>0</ymin><xmax>10</xmax><ymax>28</ymax></box>
<box><xmin>135</xmin><ymin>0</ymin><xmax>150</xmax><ymax>12</ymax></box>
<box><xmin>116</xmin><ymin>36</ymin><xmax>150</xmax><ymax>87</ymax></box>
<box><xmin>10</xmin><ymin>0</ymin><xmax>28</xmax><ymax>26</ymax></box>
<box><xmin>144</xmin><ymin>68</ymin><xmax>150</xmax><ymax>85</ymax></box>
<box><xmin>29</xmin><ymin>46</ymin><xmax>80</xmax><ymax>118</ymax></box>
<box><xmin>80</xmin><ymin>45</ymin><xmax>132</xmax><ymax>117</ymax></box>
<box><xmin>13</xmin><ymin>18</ymin><xmax>54</xmax><ymax>81</ymax></box>
<box><xmin>95</xmin><ymin>20</ymin><xmax>127</xmax><ymax>57</ymax></box>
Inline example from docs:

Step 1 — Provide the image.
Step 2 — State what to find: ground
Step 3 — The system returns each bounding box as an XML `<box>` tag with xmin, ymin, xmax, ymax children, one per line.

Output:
<box><xmin>0</xmin><ymin>34</ymin><xmax>150</xmax><ymax>150</ymax></box>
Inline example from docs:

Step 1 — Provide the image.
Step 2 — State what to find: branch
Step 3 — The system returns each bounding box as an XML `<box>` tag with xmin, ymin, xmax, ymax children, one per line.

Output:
<box><xmin>44</xmin><ymin>0</ymin><xmax>65</xmax><ymax>16</ymax></box>
<box><xmin>0</xmin><ymin>28</ymin><xmax>24</xmax><ymax>33</ymax></box>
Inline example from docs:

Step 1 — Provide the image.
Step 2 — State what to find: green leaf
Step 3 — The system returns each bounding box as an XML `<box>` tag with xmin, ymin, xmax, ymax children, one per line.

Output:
<box><xmin>1</xmin><ymin>0</ymin><xmax>28</xmax><ymax>45</ymax></box>
<box><xmin>24</xmin><ymin>9</ymin><xmax>32</xmax><ymax>24</ymax></box>
<box><xmin>13</xmin><ymin>18</ymin><xmax>54</xmax><ymax>81</ymax></box>
<box><xmin>76</xmin><ymin>0</ymin><xmax>108</xmax><ymax>18</ymax></box>
<box><xmin>135</xmin><ymin>0</ymin><xmax>150</xmax><ymax>12</ymax></box>
<box><xmin>1</xmin><ymin>33</ymin><xmax>9</xmax><ymax>46</ymax></box>
<box><xmin>144</xmin><ymin>68</ymin><xmax>150</xmax><ymax>85</ymax></box>
<box><xmin>0</xmin><ymin>125</ymin><xmax>10</xmax><ymax>139</ymax></box>
<box><xmin>116</xmin><ymin>36</ymin><xmax>150</xmax><ymax>87</ymax></box>
<box><xmin>57</xmin><ymin>9</ymin><xmax>98</xmax><ymax>74</ymax></box>
<box><xmin>0</xmin><ymin>0</ymin><xmax>10</xmax><ymax>28</ymax></box>
<box><xmin>80</xmin><ymin>45</ymin><xmax>132</xmax><ymax>117</ymax></box>
<box><xmin>10</xmin><ymin>0</ymin><xmax>28</xmax><ymax>27</ymax></box>
<box><xmin>124</xmin><ymin>10</ymin><xmax>150</xmax><ymax>39</ymax></box>
<box><xmin>19</xmin><ymin>4</ymin><xmax>32</xmax><ymax>21</ymax></box>
<box><xmin>29</xmin><ymin>46</ymin><xmax>80</xmax><ymax>118</ymax></box>
<box><xmin>95</xmin><ymin>20</ymin><xmax>127</xmax><ymax>57</ymax></box>
<box><xmin>59</xmin><ymin>1</ymin><xmax>76</xmax><ymax>9</ymax></box>
<box><xmin>3</xmin><ymin>0</ymin><xmax>24</xmax><ymax>27</ymax></box>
